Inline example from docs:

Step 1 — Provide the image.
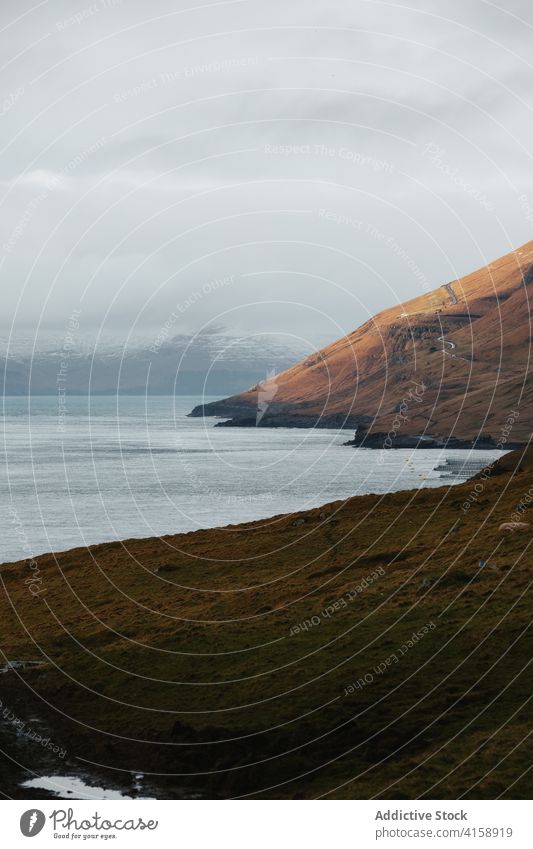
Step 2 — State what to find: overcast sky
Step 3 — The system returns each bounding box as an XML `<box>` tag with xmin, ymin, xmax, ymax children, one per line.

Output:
<box><xmin>2</xmin><ymin>0</ymin><xmax>533</xmax><ymax>351</ymax></box>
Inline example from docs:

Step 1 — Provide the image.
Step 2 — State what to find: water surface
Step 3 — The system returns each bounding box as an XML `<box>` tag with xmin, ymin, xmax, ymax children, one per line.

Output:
<box><xmin>0</xmin><ymin>395</ymin><xmax>503</xmax><ymax>563</ymax></box>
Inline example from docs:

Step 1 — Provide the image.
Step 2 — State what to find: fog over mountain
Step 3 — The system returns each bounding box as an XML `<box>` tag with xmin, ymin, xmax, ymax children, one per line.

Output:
<box><xmin>1</xmin><ymin>0</ymin><xmax>533</xmax><ymax>356</ymax></box>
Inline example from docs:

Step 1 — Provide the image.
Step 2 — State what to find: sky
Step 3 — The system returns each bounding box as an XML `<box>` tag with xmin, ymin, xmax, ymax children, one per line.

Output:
<box><xmin>1</xmin><ymin>0</ymin><xmax>533</xmax><ymax>353</ymax></box>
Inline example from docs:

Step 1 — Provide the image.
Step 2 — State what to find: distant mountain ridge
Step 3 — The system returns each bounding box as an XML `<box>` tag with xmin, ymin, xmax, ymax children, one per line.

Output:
<box><xmin>191</xmin><ymin>241</ymin><xmax>533</xmax><ymax>443</ymax></box>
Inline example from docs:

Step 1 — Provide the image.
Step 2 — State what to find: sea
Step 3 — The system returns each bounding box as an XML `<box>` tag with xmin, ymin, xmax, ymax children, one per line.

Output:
<box><xmin>0</xmin><ymin>395</ymin><xmax>504</xmax><ymax>564</ymax></box>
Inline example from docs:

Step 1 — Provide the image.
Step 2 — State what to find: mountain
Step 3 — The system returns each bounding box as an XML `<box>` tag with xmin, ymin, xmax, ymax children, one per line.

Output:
<box><xmin>1</xmin><ymin>330</ymin><xmax>309</xmax><ymax>396</ymax></box>
<box><xmin>191</xmin><ymin>242</ymin><xmax>533</xmax><ymax>444</ymax></box>
<box><xmin>1</xmin><ymin>447</ymin><xmax>531</xmax><ymax>798</ymax></box>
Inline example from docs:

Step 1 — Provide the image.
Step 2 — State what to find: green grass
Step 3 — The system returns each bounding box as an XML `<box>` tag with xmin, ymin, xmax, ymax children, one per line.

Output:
<box><xmin>1</xmin><ymin>451</ymin><xmax>532</xmax><ymax>798</ymax></box>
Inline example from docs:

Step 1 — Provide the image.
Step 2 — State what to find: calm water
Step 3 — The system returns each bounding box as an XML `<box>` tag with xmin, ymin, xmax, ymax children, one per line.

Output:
<box><xmin>0</xmin><ymin>396</ymin><xmax>503</xmax><ymax>564</ymax></box>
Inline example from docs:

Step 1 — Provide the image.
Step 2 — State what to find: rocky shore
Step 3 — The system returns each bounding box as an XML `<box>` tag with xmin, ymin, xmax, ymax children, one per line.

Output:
<box><xmin>188</xmin><ymin>400</ymin><xmax>369</xmax><ymax>430</ymax></box>
<box><xmin>1</xmin><ymin>448</ymin><xmax>532</xmax><ymax>798</ymax></box>
<box><xmin>343</xmin><ymin>430</ymin><xmax>527</xmax><ymax>450</ymax></box>
<box><xmin>188</xmin><ymin>401</ymin><xmax>526</xmax><ymax>448</ymax></box>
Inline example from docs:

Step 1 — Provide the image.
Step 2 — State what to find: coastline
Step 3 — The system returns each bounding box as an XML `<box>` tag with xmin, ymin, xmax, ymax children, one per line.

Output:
<box><xmin>5</xmin><ymin>395</ymin><xmax>495</xmax><ymax>565</ymax></box>
<box><xmin>1</xmin><ymin>448</ymin><xmax>531</xmax><ymax>799</ymax></box>
<box><xmin>188</xmin><ymin>403</ymin><xmax>527</xmax><ymax>449</ymax></box>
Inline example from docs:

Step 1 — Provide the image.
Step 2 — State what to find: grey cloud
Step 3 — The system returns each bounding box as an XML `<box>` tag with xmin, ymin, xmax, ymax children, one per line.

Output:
<box><xmin>1</xmin><ymin>0</ymin><xmax>532</xmax><ymax>349</ymax></box>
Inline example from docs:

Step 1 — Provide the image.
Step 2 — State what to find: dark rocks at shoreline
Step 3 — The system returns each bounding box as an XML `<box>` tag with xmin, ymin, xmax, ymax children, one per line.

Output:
<box><xmin>188</xmin><ymin>400</ymin><xmax>371</xmax><ymax>430</ymax></box>
<box><xmin>215</xmin><ymin>412</ymin><xmax>365</xmax><ymax>429</ymax></box>
<box><xmin>343</xmin><ymin>430</ymin><xmax>527</xmax><ymax>451</ymax></box>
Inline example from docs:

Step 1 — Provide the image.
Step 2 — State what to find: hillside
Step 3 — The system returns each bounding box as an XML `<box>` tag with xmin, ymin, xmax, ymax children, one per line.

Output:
<box><xmin>0</xmin><ymin>448</ymin><xmax>531</xmax><ymax>799</ymax></box>
<box><xmin>191</xmin><ymin>242</ymin><xmax>533</xmax><ymax>443</ymax></box>
<box><xmin>1</xmin><ymin>330</ymin><xmax>308</xmax><ymax>397</ymax></box>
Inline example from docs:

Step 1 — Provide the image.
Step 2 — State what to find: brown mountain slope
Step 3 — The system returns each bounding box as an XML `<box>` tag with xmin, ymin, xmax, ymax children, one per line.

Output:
<box><xmin>191</xmin><ymin>241</ymin><xmax>533</xmax><ymax>442</ymax></box>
